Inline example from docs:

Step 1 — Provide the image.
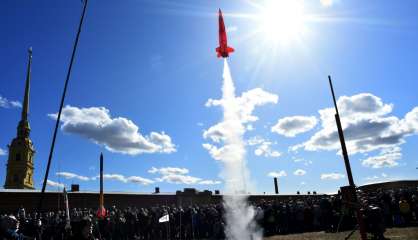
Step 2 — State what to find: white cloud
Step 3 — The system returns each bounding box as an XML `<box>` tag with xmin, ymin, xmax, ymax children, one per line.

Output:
<box><xmin>337</xmin><ymin>93</ymin><xmax>393</xmax><ymax>118</ymax></box>
<box><xmin>102</xmin><ymin>174</ymin><xmax>128</xmax><ymax>182</ymax></box>
<box><xmin>47</xmin><ymin>180</ymin><xmax>65</xmax><ymax>189</ymax></box>
<box><xmin>56</xmin><ymin>172</ymin><xmax>90</xmax><ymax>181</ymax></box>
<box><xmin>292</xmin><ymin>157</ymin><xmax>313</xmax><ymax>166</ymax></box>
<box><xmin>53</xmin><ymin>169</ymin><xmax>226</xmax><ymax>186</ymax></box>
<box><xmin>127</xmin><ymin>176</ymin><xmax>154</xmax><ymax>185</ymax></box>
<box><xmin>0</xmin><ymin>148</ymin><xmax>6</xmax><ymax>156</ymax></box>
<box><xmin>291</xmin><ymin>94</ymin><xmax>418</xmax><ymax>162</ymax></box>
<box><xmin>254</xmin><ymin>141</ymin><xmax>281</xmax><ymax>158</ymax></box>
<box><xmin>271</xmin><ymin>116</ymin><xmax>317</xmax><ymax>137</ymax></box>
<box><xmin>403</xmin><ymin>107</ymin><xmax>418</xmax><ymax>133</ymax></box>
<box><xmin>293</xmin><ymin>93</ymin><xmax>399</xmax><ymax>154</ymax></box>
<box><xmin>102</xmin><ymin>174</ymin><xmax>154</xmax><ymax>185</ymax></box>
<box><xmin>246</xmin><ymin>136</ymin><xmax>282</xmax><ymax>158</ymax></box>
<box><xmin>293</xmin><ymin>169</ymin><xmax>306</xmax><ymax>176</ymax></box>
<box><xmin>148</xmin><ymin>167</ymin><xmax>189</xmax><ymax>175</ymax></box>
<box><xmin>10</xmin><ymin>101</ymin><xmax>21</xmax><ymax>108</ymax></box>
<box><xmin>198</xmin><ymin>180</ymin><xmax>222</xmax><ymax>185</ymax></box>
<box><xmin>148</xmin><ymin>166</ymin><xmax>221</xmax><ymax>185</ymax></box>
<box><xmin>156</xmin><ymin>174</ymin><xmax>202</xmax><ymax>185</ymax></box>
<box><xmin>361</xmin><ymin>147</ymin><xmax>401</xmax><ymax>168</ymax></box>
<box><xmin>156</xmin><ymin>174</ymin><xmax>222</xmax><ymax>185</ymax></box>
<box><xmin>267</xmin><ymin>171</ymin><xmax>287</xmax><ymax>178</ymax></box>
<box><xmin>0</xmin><ymin>95</ymin><xmax>21</xmax><ymax>108</ymax></box>
<box><xmin>320</xmin><ymin>173</ymin><xmax>345</xmax><ymax>180</ymax></box>
<box><xmin>49</xmin><ymin>105</ymin><xmax>176</xmax><ymax>155</ymax></box>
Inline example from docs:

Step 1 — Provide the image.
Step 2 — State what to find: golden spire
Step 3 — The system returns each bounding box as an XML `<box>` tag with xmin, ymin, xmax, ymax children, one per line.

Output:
<box><xmin>21</xmin><ymin>47</ymin><xmax>32</xmax><ymax>122</ymax></box>
<box><xmin>17</xmin><ymin>47</ymin><xmax>32</xmax><ymax>138</ymax></box>
<box><xmin>4</xmin><ymin>47</ymin><xmax>36</xmax><ymax>189</ymax></box>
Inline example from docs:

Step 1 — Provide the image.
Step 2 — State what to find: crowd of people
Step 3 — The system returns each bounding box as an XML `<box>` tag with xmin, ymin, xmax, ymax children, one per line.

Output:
<box><xmin>0</xmin><ymin>187</ymin><xmax>417</xmax><ymax>240</ymax></box>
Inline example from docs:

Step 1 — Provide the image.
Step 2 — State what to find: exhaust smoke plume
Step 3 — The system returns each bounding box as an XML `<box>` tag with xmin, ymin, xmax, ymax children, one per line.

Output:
<box><xmin>214</xmin><ymin>59</ymin><xmax>262</xmax><ymax>240</ymax></box>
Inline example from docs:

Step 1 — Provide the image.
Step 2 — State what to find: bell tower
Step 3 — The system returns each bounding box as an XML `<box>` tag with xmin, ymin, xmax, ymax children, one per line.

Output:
<box><xmin>4</xmin><ymin>48</ymin><xmax>35</xmax><ymax>189</ymax></box>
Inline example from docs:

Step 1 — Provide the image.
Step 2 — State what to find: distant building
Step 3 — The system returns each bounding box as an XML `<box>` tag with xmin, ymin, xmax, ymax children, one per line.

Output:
<box><xmin>4</xmin><ymin>48</ymin><xmax>35</xmax><ymax>189</ymax></box>
<box><xmin>359</xmin><ymin>180</ymin><xmax>418</xmax><ymax>192</ymax></box>
<box><xmin>2</xmin><ymin>181</ymin><xmax>416</xmax><ymax>212</ymax></box>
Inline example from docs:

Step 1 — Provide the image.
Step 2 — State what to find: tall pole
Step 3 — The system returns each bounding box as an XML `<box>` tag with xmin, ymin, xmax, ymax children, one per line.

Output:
<box><xmin>328</xmin><ymin>75</ymin><xmax>367</xmax><ymax>240</ymax></box>
<box><xmin>274</xmin><ymin>177</ymin><xmax>279</xmax><ymax>194</ymax></box>
<box><xmin>328</xmin><ymin>76</ymin><xmax>355</xmax><ymax>187</ymax></box>
<box><xmin>38</xmin><ymin>0</ymin><xmax>89</xmax><ymax>211</ymax></box>
<box><xmin>99</xmin><ymin>153</ymin><xmax>104</xmax><ymax>210</ymax></box>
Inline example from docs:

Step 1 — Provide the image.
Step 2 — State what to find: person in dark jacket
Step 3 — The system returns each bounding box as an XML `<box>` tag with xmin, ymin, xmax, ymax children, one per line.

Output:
<box><xmin>71</xmin><ymin>218</ymin><xmax>95</xmax><ymax>240</ymax></box>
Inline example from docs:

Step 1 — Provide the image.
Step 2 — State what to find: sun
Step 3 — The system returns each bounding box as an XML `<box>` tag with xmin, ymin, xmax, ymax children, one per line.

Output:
<box><xmin>258</xmin><ymin>0</ymin><xmax>306</xmax><ymax>45</ymax></box>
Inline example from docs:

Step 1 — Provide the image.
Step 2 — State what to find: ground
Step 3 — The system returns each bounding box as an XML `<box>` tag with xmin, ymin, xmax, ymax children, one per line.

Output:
<box><xmin>264</xmin><ymin>227</ymin><xmax>418</xmax><ymax>240</ymax></box>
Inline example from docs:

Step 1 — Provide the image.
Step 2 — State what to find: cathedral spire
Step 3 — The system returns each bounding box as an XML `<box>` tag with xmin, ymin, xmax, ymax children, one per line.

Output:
<box><xmin>4</xmin><ymin>47</ymin><xmax>36</xmax><ymax>189</ymax></box>
<box><xmin>21</xmin><ymin>47</ymin><xmax>32</xmax><ymax>122</ymax></box>
<box><xmin>17</xmin><ymin>48</ymin><xmax>32</xmax><ymax>138</ymax></box>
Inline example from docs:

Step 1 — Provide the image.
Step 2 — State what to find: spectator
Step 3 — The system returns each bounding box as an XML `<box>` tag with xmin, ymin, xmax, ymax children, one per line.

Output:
<box><xmin>0</xmin><ymin>187</ymin><xmax>416</xmax><ymax>239</ymax></box>
<box><xmin>399</xmin><ymin>196</ymin><xmax>411</xmax><ymax>225</ymax></box>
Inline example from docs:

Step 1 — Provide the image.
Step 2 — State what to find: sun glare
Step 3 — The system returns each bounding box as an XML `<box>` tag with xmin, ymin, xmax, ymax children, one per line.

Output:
<box><xmin>259</xmin><ymin>0</ymin><xmax>306</xmax><ymax>45</ymax></box>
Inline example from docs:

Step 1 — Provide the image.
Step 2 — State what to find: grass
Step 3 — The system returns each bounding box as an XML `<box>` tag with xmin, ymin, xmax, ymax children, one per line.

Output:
<box><xmin>264</xmin><ymin>227</ymin><xmax>418</xmax><ymax>240</ymax></box>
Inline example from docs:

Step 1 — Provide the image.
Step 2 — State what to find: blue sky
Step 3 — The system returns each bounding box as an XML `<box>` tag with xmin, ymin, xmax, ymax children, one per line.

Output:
<box><xmin>1</xmin><ymin>0</ymin><xmax>418</xmax><ymax>194</ymax></box>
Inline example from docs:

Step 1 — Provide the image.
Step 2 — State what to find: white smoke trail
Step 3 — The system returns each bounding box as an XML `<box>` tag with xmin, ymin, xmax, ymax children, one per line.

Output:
<box><xmin>219</xmin><ymin>59</ymin><xmax>262</xmax><ymax>240</ymax></box>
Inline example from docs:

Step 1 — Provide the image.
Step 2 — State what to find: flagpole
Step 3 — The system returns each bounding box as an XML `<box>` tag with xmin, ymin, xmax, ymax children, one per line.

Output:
<box><xmin>38</xmin><ymin>0</ymin><xmax>89</xmax><ymax>211</ymax></box>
